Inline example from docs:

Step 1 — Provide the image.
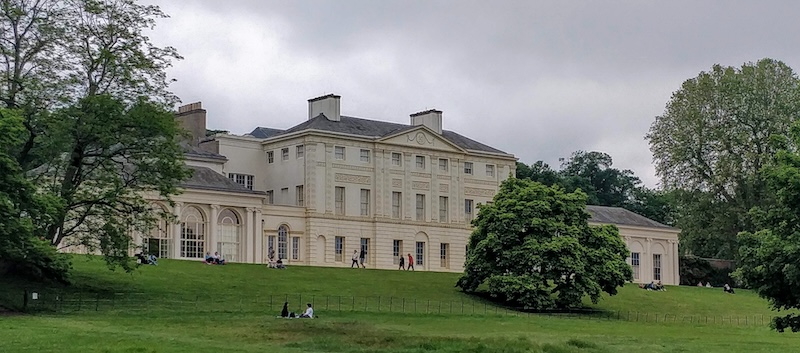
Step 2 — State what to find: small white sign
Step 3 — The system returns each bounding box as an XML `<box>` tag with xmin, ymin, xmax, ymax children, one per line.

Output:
<box><xmin>32</xmin><ymin>292</ymin><xmax>38</xmax><ymax>300</ymax></box>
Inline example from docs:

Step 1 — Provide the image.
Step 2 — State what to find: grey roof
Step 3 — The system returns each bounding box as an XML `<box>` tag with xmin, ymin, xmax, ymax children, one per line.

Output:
<box><xmin>181</xmin><ymin>166</ymin><xmax>265</xmax><ymax>195</ymax></box>
<box><xmin>264</xmin><ymin>114</ymin><xmax>509</xmax><ymax>155</ymax></box>
<box><xmin>586</xmin><ymin>205</ymin><xmax>675</xmax><ymax>230</ymax></box>
<box><xmin>250</xmin><ymin>127</ymin><xmax>285</xmax><ymax>139</ymax></box>
<box><xmin>184</xmin><ymin>144</ymin><xmax>227</xmax><ymax>161</ymax></box>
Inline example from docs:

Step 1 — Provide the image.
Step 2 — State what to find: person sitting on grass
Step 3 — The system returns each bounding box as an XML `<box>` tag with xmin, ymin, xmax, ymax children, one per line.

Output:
<box><xmin>135</xmin><ymin>253</ymin><xmax>148</xmax><ymax>264</ymax></box>
<box><xmin>655</xmin><ymin>281</ymin><xmax>665</xmax><ymax>291</ymax></box>
<box><xmin>299</xmin><ymin>303</ymin><xmax>314</xmax><ymax>318</ymax></box>
<box><xmin>213</xmin><ymin>252</ymin><xmax>226</xmax><ymax>265</ymax></box>
<box><xmin>204</xmin><ymin>252</ymin><xmax>215</xmax><ymax>264</ymax></box>
<box><xmin>280</xmin><ymin>301</ymin><xmax>290</xmax><ymax>317</ymax></box>
<box><xmin>705</xmin><ymin>282</ymin><xmax>712</xmax><ymax>288</ymax></box>
<box><xmin>147</xmin><ymin>254</ymin><xmax>158</xmax><ymax>266</ymax></box>
<box><xmin>723</xmin><ymin>283</ymin><xmax>735</xmax><ymax>294</ymax></box>
<box><xmin>275</xmin><ymin>258</ymin><xmax>286</xmax><ymax>269</ymax></box>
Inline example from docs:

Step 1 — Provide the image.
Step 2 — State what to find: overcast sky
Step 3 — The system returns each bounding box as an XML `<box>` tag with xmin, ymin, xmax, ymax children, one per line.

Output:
<box><xmin>146</xmin><ymin>0</ymin><xmax>800</xmax><ymax>187</ymax></box>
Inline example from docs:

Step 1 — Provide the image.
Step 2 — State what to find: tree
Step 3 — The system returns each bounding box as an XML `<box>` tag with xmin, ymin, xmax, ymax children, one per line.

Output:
<box><xmin>736</xmin><ymin>123</ymin><xmax>800</xmax><ymax>332</ymax></box>
<box><xmin>0</xmin><ymin>0</ymin><xmax>189</xmax><ymax>271</ymax></box>
<box><xmin>456</xmin><ymin>177</ymin><xmax>632</xmax><ymax>309</ymax></box>
<box><xmin>647</xmin><ymin>59</ymin><xmax>800</xmax><ymax>259</ymax></box>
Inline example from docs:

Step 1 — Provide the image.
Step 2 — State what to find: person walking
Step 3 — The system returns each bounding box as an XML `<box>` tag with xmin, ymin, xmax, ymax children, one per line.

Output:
<box><xmin>359</xmin><ymin>248</ymin><xmax>366</xmax><ymax>268</ymax></box>
<box><xmin>398</xmin><ymin>254</ymin><xmax>405</xmax><ymax>270</ymax></box>
<box><xmin>351</xmin><ymin>250</ymin><xmax>359</xmax><ymax>268</ymax></box>
<box><xmin>407</xmin><ymin>253</ymin><xmax>414</xmax><ymax>271</ymax></box>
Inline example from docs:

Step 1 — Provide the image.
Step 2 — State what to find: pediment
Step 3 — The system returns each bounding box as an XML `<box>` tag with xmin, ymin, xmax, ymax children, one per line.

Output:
<box><xmin>379</xmin><ymin>126</ymin><xmax>465</xmax><ymax>153</ymax></box>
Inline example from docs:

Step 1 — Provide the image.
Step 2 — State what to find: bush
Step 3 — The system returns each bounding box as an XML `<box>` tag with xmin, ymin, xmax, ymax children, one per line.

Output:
<box><xmin>679</xmin><ymin>256</ymin><xmax>735</xmax><ymax>287</ymax></box>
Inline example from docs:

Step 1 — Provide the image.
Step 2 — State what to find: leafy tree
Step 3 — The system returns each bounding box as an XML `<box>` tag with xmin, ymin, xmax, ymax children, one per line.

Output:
<box><xmin>0</xmin><ymin>0</ymin><xmax>189</xmax><ymax>271</ymax></box>
<box><xmin>736</xmin><ymin>123</ymin><xmax>800</xmax><ymax>332</ymax></box>
<box><xmin>456</xmin><ymin>177</ymin><xmax>632</xmax><ymax>309</ymax></box>
<box><xmin>647</xmin><ymin>58</ymin><xmax>800</xmax><ymax>259</ymax></box>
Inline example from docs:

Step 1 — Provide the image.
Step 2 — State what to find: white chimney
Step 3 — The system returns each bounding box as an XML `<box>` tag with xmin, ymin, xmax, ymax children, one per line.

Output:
<box><xmin>410</xmin><ymin>109</ymin><xmax>442</xmax><ymax>134</ymax></box>
<box><xmin>308</xmin><ymin>94</ymin><xmax>341</xmax><ymax>121</ymax></box>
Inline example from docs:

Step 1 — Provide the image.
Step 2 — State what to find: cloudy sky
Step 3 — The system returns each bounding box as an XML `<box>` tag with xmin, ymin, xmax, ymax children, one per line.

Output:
<box><xmin>146</xmin><ymin>0</ymin><xmax>800</xmax><ymax>187</ymax></box>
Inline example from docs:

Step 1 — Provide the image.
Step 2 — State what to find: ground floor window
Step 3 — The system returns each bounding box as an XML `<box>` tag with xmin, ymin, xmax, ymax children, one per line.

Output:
<box><xmin>180</xmin><ymin>207</ymin><xmax>205</xmax><ymax>258</ymax></box>
<box><xmin>292</xmin><ymin>236</ymin><xmax>300</xmax><ymax>260</ymax></box>
<box><xmin>393</xmin><ymin>240</ymin><xmax>402</xmax><ymax>264</ymax></box>
<box><xmin>653</xmin><ymin>254</ymin><xmax>662</xmax><ymax>281</ymax></box>
<box><xmin>360</xmin><ymin>238</ymin><xmax>369</xmax><ymax>264</ymax></box>
<box><xmin>144</xmin><ymin>214</ymin><xmax>170</xmax><ymax>258</ymax></box>
<box><xmin>416</xmin><ymin>241</ymin><xmax>425</xmax><ymax>266</ymax></box>
<box><xmin>440</xmin><ymin>243</ymin><xmax>449</xmax><ymax>269</ymax></box>
<box><xmin>217</xmin><ymin>209</ymin><xmax>241</xmax><ymax>262</ymax></box>
<box><xmin>631</xmin><ymin>252</ymin><xmax>640</xmax><ymax>280</ymax></box>
<box><xmin>278</xmin><ymin>225</ymin><xmax>288</xmax><ymax>260</ymax></box>
<box><xmin>267</xmin><ymin>236</ymin><xmax>276</xmax><ymax>260</ymax></box>
<box><xmin>335</xmin><ymin>236</ymin><xmax>344</xmax><ymax>262</ymax></box>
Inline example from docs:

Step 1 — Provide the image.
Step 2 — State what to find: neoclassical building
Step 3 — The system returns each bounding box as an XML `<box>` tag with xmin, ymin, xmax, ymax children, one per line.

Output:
<box><xmin>136</xmin><ymin>94</ymin><xmax>680</xmax><ymax>284</ymax></box>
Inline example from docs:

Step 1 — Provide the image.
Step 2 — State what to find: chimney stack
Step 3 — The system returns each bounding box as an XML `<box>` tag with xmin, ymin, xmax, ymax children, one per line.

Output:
<box><xmin>410</xmin><ymin>109</ymin><xmax>443</xmax><ymax>134</ymax></box>
<box><xmin>176</xmin><ymin>102</ymin><xmax>206</xmax><ymax>146</ymax></box>
<box><xmin>308</xmin><ymin>94</ymin><xmax>341</xmax><ymax>121</ymax></box>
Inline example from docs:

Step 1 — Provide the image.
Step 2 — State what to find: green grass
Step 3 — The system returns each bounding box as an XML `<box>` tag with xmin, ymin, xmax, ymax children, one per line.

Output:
<box><xmin>1</xmin><ymin>256</ymin><xmax>798</xmax><ymax>352</ymax></box>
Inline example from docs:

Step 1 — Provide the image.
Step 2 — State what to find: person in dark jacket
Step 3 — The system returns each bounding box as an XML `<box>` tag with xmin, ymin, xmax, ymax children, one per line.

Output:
<box><xmin>280</xmin><ymin>302</ymin><xmax>289</xmax><ymax>317</ymax></box>
<box><xmin>398</xmin><ymin>254</ymin><xmax>405</xmax><ymax>270</ymax></box>
<box><xmin>359</xmin><ymin>249</ymin><xmax>366</xmax><ymax>268</ymax></box>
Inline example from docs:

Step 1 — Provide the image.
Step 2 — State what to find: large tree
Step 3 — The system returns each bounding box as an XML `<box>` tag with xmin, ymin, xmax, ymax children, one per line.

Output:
<box><xmin>456</xmin><ymin>177</ymin><xmax>631</xmax><ymax>309</ymax></box>
<box><xmin>0</xmin><ymin>0</ymin><xmax>189</xmax><ymax>271</ymax></box>
<box><xmin>647</xmin><ymin>58</ymin><xmax>800</xmax><ymax>259</ymax></box>
<box><xmin>736</xmin><ymin>123</ymin><xmax>800</xmax><ymax>332</ymax></box>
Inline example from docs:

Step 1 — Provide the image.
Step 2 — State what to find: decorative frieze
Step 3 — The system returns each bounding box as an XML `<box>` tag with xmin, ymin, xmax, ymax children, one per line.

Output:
<box><xmin>464</xmin><ymin>178</ymin><xmax>498</xmax><ymax>186</ymax></box>
<box><xmin>439</xmin><ymin>184</ymin><xmax>449</xmax><ymax>193</ymax></box>
<box><xmin>332</xmin><ymin>163</ymin><xmax>374</xmax><ymax>172</ymax></box>
<box><xmin>464</xmin><ymin>187</ymin><xmax>495</xmax><ymax>197</ymax></box>
<box><xmin>389</xmin><ymin>170</ymin><xmax>405</xmax><ymax>175</ymax></box>
<box><xmin>334</xmin><ymin>173</ymin><xmax>371</xmax><ymax>185</ymax></box>
<box><xmin>316</xmin><ymin>162</ymin><xmax>326</xmax><ymax>167</ymax></box>
<box><xmin>411</xmin><ymin>172</ymin><xmax>432</xmax><ymax>178</ymax></box>
<box><xmin>438</xmin><ymin>175</ymin><xmax>452</xmax><ymax>181</ymax></box>
<box><xmin>392</xmin><ymin>179</ymin><xmax>403</xmax><ymax>188</ymax></box>
<box><xmin>412</xmin><ymin>181</ymin><xmax>430</xmax><ymax>190</ymax></box>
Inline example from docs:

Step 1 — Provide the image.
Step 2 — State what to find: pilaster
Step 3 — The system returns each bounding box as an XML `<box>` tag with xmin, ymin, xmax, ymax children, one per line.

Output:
<box><xmin>172</xmin><ymin>202</ymin><xmax>183</xmax><ymax>259</ymax></box>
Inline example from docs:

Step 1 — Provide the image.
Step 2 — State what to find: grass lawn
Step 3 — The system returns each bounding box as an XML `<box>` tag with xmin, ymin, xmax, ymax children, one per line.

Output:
<box><xmin>1</xmin><ymin>256</ymin><xmax>798</xmax><ymax>352</ymax></box>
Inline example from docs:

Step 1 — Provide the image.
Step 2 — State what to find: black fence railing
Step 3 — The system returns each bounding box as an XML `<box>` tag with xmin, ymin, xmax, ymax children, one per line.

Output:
<box><xmin>0</xmin><ymin>289</ymin><xmax>771</xmax><ymax>327</ymax></box>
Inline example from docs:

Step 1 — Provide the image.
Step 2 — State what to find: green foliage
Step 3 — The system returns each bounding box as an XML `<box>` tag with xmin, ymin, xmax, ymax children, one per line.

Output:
<box><xmin>648</xmin><ymin>58</ymin><xmax>800</xmax><ymax>259</ymax></box>
<box><xmin>457</xmin><ymin>178</ymin><xmax>632</xmax><ymax>309</ymax></box>
<box><xmin>678</xmin><ymin>256</ymin><xmax>735</xmax><ymax>286</ymax></box>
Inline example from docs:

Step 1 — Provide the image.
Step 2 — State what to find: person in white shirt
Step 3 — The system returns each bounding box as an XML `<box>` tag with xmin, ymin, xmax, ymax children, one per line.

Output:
<box><xmin>299</xmin><ymin>303</ymin><xmax>314</xmax><ymax>318</ymax></box>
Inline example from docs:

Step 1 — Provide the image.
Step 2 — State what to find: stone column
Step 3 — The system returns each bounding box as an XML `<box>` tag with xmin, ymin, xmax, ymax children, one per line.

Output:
<box><xmin>245</xmin><ymin>207</ymin><xmax>255</xmax><ymax>263</ymax></box>
<box><xmin>209</xmin><ymin>205</ymin><xmax>219</xmax><ymax>254</ymax></box>
<box><xmin>255</xmin><ymin>208</ymin><xmax>263</xmax><ymax>263</ymax></box>
<box><xmin>172</xmin><ymin>202</ymin><xmax>183</xmax><ymax>259</ymax></box>
<box><xmin>671</xmin><ymin>240</ymin><xmax>680</xmax><ymax>285</ymax></box>
<box><xmin>643</xmin><ymin>238</ymin><xmax>652</xmax><ymax>283</ymax></box>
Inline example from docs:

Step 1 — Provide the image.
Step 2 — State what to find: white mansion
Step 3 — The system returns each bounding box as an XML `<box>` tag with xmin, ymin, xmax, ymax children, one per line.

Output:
<box><xmin>138</xmin><ymin>94</ymin><xmax>680</xmax><ymax>285</ymax></box>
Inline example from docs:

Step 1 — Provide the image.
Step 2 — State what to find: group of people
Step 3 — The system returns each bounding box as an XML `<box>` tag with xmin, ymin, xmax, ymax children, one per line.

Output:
<box><xmin>696</xmin><ymin>281</ymin><xmax>713</xmax><ymax>288</ymax></box>
<box><xmin>204</xmin><ymin>252</ymin><xmax>226</xmax><ymax>265</ymax></box>
<box><xmin>267</xmin><ymin>247</ymin><xmax>286</xmax><ymax>269</ymax></box>
<box><xmin>134</xmin><ymin>253</ymin><xmax>158</xmax><ymax>266</ymax></box>
<box><xmin>697</xmin><ymin>281</ymin><xmax>736</xmax><ymax>294</ymax></box>
<box><xmin>279</xmin><ymin>301</ymin><xmax>313</xmax><ymax>318</ymax></box>
<box><xmin>640</xmin><ymin>281</ymin><xmax>665</xmax><ymax>291</ymax></box>
<box><xmin>351</xmin><ymin>249</ymin><xmax>367</xmax><ymax>268</ymax></box>
<box><xmin>398</xmin><ymin>253</ymin><xmax>414</xmax><ymax>271</ymax></box>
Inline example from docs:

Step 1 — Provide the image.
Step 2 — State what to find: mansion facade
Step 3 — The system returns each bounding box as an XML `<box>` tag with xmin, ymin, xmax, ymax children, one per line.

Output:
<box><xmin>135</xmin><ymin>94</ymin><xmax>680</xmax><ymax>285</ymax></box>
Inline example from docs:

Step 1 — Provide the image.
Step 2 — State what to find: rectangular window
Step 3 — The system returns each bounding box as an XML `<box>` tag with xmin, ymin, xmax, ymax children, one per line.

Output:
<box><xmin>268</xmin><ymin>236</ymin><xmax>275</xmax><ymax>259</ymax></box>
<box><xmin>281</xmin><ymin>188</ymin><xmax>288</xmax><ymax>203</ymax></box>
<box><xmin>266</xmin><ymin>190</ymin><xmax>274</xmax><ymax>205</ymax></box>
<box><xmin>228</xmin><ymin>173</ymin><xmax>254</xmax><ymax>190</ymax></box>
<box><xmin>296</xmin><ymin>145</ymin><xmax>304</xmax><ymax>159</ymax></box>
<box><xmin>416</xmin><ymin>194</ymin><xmax>425</xmax><ymax>221</ymax></box>
<box><xmin>416</xmin><ymin>241</ymin><xmax>425</xmax><ymax>266</ymax></box>
<box><xmin>335</xmin><ymin>236</ymin><xmax>344</xmax><ymax>262</ymax></box>
<box><xmin>335</xmin><ymin>187</ymin><xmax>345</xmax><ymax>215</ymax></box>
<box><xmin>631</xmin><ymin>252</ymin><xmax>640</xmax><ymax>280</ymax></box>
<box><xmin>440</xmin><ymin>243</ymin><xmax>449</xmax><ymax>269</ymax></box>
<box><xmin>464</xmin><ymin>162</ymin><xmax>473</xmax><ymax>175</ymax></box>
<box><xmin>439</xmin><ymin>158</ymin><xmax>448</xmax><ymax>172</ymax></box>
<box><xmin>335</xmin><ymin>146</ymin><xmax>345</xmax><ymax>160</ymax></box>
<box><xmin>296</xmin><ymin>185</ymin><xmax>304</xmax><ymax>207</ymax></box>
<box><xmin>360</xmin><ymin>189</ymin><xmax>370</xmax><ymax>216</ymax></box>
<box><xmin>416</xmin><ymin>155</ymin><xmax>425</xmax><ymax>169</ymax></box>
<box><xmin>267</xmin><ymin>151</ymin><xmax>274</xmax><ymax>164</ymax></box>
<box><xmin>360</xmin><ymin>238</ymin><xmax>369</xmax><ymax>264</ymax></box>
<box><xmin>391</xmin><ymin>152</ymin><xmax>402</xmax><ymax>166</ymax></box>
<box><xmin>439</xmin><ymin>196</ymin><xmax>448</xmax><ymax>222</ymax></box>
<box><xmin>292</xmin><ymin>236</ymin><xmax>300</xmax><ymax>260</ymax></box>
<box><xmin>393</xmin><ymin>240</ymin><xmax>402</xmax><ymax>265</ymax></box>
<box><xmin>281</xmin><ymin>148</ymin><xmax>289</xmax><ymax>161</ymax></box>
<box><xmin>486</xmin><ymin>164</ymin><xmax>495</xmax><ymax>177</ymax></box>
<box><xmin>465</xmin><ymin>199</ymin><xmax>474</xmax><ymax>222</ymax></box>
<box><xmin>392</xmin><ymin>192</ymin><xmax>402</xmax><ymax>219</ymax></box>
<box><xmin>360</xmin><ymin>149</ymin><xmax>370</xmax><ymax>163</ymax></box>
<box><xmin>653</xmin><ymin>254</ymin><xmax>662</xmax><ymax>281</ymax></box>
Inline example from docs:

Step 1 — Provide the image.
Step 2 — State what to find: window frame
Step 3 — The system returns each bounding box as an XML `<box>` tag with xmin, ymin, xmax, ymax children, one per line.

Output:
<box><xmin>360</xmin><ymin>149</ymin><xmax>371</xmax><ymax>163</ymax></box>
<box><xmin>653</xmin><ymin>254</ymin><xmax>662</xmax><ymax>281</ymax></box>
<box><xmin>438</xmin><ymin>158</ymin><xmax>448</xmax><ymax>173</ymax></box>
<box><xmin>360</xmin><ymin>189</ymin><xmax>371</xmax><ymax>216</ymax></box>
<box><xmin>392</xmin><ymin>191</ymin><xmax>402</xmax><ymax>219</ymax></box>
<box><xmin>335</xmin><ymin>186</ymin><xmax>345</xmax><ymax>215</ymax></box>
<box><xmin>415</xmin><ymin>155</ymin><xmax>425</xmax><ymax>169</ymax></box>
<box><xmin>334</xmin><ymin>236</ymin><xmax>344</xmax><ymax>262</ymax></box>
<box><xmin>464</xmin><ymin>162</ymin><xmax>473</xmax><ymax>175</ymax></box>
<box><xmin>296</xmin><ymin>185</ymin><xmax>304</xmax><ymax>206</ymax></box>
<box><xmin>267</xmin><ymin>151</ymin><xmax>274</xmax><ymax>164</ymax></box>
<box><xmin>439</xmin><ymin>196</ymin><xmax>448</xmax><ymax>222</ymax></box>
<box><xmin>281</xmin><ymin>147</ymin><xmax>289</xmax><ymax>161</ymax></box>
<box><xmin>296</xmin><ymin>145</ymin><xmax>304</xmax><ymax>159</ymax></box>
<box><xmin>334</xmin><ymin>146</ymin><xmax>345</xmax><ymax>160</ymax></box>
<box><xmin>631</xmin><ymin>252</ymin><xmax>640</xmax><ymax>280</ymax></box>
<box><xmin>465</xmin><ymin>199</ymin><xmax>474</xmax><ymax>222</ymax></box>
<box><xmin>486</xmin><ymin>164</ymin><xmax>495</xmax><ymax>177</ymax></box>
<box><xmin>415</xmin><ymin>194</ymin><xmax>425</xmax><ymax>221</ymax></box>
<box><xmin>391</xmin><ymin>152</ymin><xmax>402</xmax><ymax>167</ymax></box>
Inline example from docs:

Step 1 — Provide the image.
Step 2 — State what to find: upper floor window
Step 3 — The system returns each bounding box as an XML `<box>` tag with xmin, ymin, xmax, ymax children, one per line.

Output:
<box><xmin>415</xmin><ymin>194</ymin><xmax>425</xmax><ymax>221</ymax></box>
<box><xmin>439</xmin><ymin>196</ymin><xmax>448</xmax><ymax>222</ymax></box>
<box><xmin>266</xmin><ymin>190</ymin><xmax>274</xmax><ymax>204</ymax></box>
<box><xmin>391</xmin><ymin>152</ymin><xmax>402</xmax><ymax>166</ymax></box>
<box><xmin>281</xmin><ymin>148</ymin><xmax>289</xmax><ymax>161</ymax></box>
<box><xmin>228</xmin><ymin>173</ymin><xmax>253</xmax><ymax>190</ymax></box>
<box><xmin>360</xmin><ymin>149</ymin><xmax>370</xmax><ymax>163</ymax></box>
<box><xmin>267</xmin><ymin>151</ymin><xmax>274</xmax><ymax>164</ymax></box>
<box><xmin>439</xmin><ymin>158</ymin><xmax>448</xmax><ymax>172</ymax></box>
<box><xmin>296</xmin><ymin>145</ymin><xmax>304</xmax><ymax>159</ymax></box>
<box><xmin>416</xmin><ymin>155</ymin><xmax>425</xmax><ymax>169</ymax></box>
<box><xmin>486</xmin><ymin>164</ymin><xmax>495</xmax><ymax>177</ymax></box>
<box><xmin>464</xmin><ymin>162</ymin><xmax>473</xmax><ymax>175</ymax></box>
<box><xmin>335</xmin><ymin>146</ymin><xmax>345</xmax><ymax>160</ymax></box>
<box><xmin>465</xmin><ymin>199</ymin><xmax>474</xmax><ymax>222</ymax></box>
<box><xmin>296</xmin><ymin>185</ymin><xmax>304</xmax><ymax>206</ymax></box>
<box><xmin>335</xmin><ymin>186</ymin><xmax>345</xmax><ymax>215</ymax></box>
<box><xmin>360</xmin><ymin>189</ymin><xmax>371</xmax><ymax>216</ymax></box>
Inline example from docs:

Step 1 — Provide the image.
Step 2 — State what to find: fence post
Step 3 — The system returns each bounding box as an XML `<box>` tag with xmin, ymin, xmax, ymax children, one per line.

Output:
<box><xmin>402</xmin><ymin>298</ymin><xmax>405</xmax><ymax>313</ymax></box>
<box><xmin>378</xmin><ymin>296</ymin><xmax>381</xmax><ymax>312</ymax></box>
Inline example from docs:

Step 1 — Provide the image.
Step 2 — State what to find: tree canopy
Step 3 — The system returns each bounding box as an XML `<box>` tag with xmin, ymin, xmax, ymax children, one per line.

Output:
<box><xmin>456</xmin><ymin>177</ymin><xmax>632</xmax><ymax>309</ymax></box>
<box><xmin>647</xmin><ymin>58</ymin><xmax>800</xmax><ymax>259</ymax></box>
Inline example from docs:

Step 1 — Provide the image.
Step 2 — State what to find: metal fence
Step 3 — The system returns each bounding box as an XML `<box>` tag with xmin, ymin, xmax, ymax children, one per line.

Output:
<box><xmin>0</xmin><ymin>288</ymin><xmax>771</xmax><ymax>327</ymax></box>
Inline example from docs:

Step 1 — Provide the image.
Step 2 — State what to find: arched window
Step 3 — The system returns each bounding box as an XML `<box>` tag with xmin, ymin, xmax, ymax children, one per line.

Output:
<box><xmin>277</xmin><ymin>225</ymin><xmax>288</xmax><ymax>260</ymax></box>
<box><xmin>217</xmin><ymin>209</ymin><xmax>241</xmax><ymax>262</ymax></box>
<box><xmin>181</xmin><ymin>206</ymin><xmax>205</xmax><ymax>258</ymax></box>
<box><xmin>144</xmin><ymin>204</ymin><xmax>171</xmax><ymax>258</ymax></box>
